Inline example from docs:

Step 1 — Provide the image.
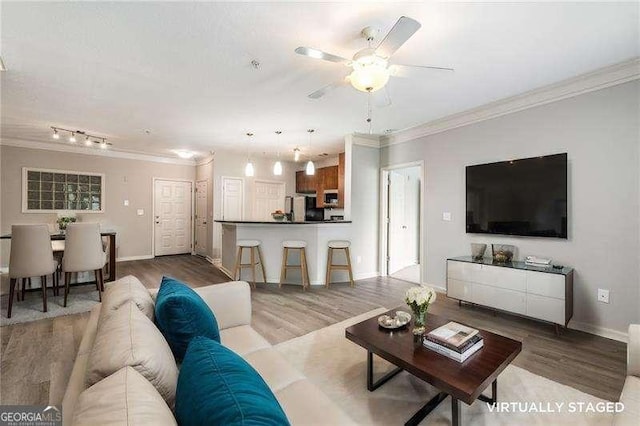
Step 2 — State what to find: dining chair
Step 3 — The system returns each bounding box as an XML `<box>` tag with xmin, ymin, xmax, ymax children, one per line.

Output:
<box><xmin>62</xmin><ymin>222</ymin><xmax>107</xmax><ymax>307</ymax></box>
<box><xmin>8</xmin><ymin>224</ymin><xmax>58</xmax><ymax>318</ymax></box>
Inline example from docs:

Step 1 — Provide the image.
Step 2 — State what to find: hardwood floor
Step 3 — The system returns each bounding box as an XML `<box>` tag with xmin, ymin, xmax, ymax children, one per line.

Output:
<box><xmin>0</xmin><ymin>255</ymin><xmax>626</xmax><ymax>407</ymax></box>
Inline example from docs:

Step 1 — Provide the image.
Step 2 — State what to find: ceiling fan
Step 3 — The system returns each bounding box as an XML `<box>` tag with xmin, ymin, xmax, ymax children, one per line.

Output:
<box><xmin>295</xmin><ymin>16</ymin><xmax>454</xmax><ymax>100</ymax></box>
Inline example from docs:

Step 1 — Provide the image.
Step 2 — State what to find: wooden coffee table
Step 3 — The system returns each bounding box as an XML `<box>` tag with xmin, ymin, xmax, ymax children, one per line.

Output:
<box><xmin>345</xmin><ymin>309</ymin><xmax>521</xmax><ymax>426</ymax></box>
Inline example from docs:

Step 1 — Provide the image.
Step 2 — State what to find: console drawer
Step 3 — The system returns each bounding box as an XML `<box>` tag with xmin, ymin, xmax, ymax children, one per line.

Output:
<box><xmin>447</xmin><ymin>260</ymin><xmax>482</xmax><ymax>282</ymax></box>
<box><xmin>526</xmin><ymin>293</ymin><xmax>565</xmax><ymax>324</ymax></box>
<box><xmin>447</xmin><ymin>278</ymin><xmax>472</xmax><ymax>301</ymax></box>
<box><xmin>473</xmin><ymin>283</ymin><xmax>526</xmax><ymax>316</ymax></box>
<box><xmin>478</xmin><ymin>264</ymin><xmax>527</xmax><ymax>292</ymax></box>
<box><xmin>526</xmin><ymin>272</ymin><xmax>565</xmax><ymax>299</ymax></box>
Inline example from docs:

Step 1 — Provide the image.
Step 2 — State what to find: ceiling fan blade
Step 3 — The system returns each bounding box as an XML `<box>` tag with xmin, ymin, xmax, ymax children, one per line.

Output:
<box><xmin>390</xmin><ymin>64</ymin><xmax>454</xmax><ymax>78</ymax></box>
<box><xmin>295</xmin><ymin>47</ymin><xmax>351</xmax><ymax>64</ymax></box>
<box><xmin>376</xmin><ymin>16</ymin><xmax>421</xmax><ymax>59</ymax></box>
<box><xmin>308</xmin><ymin>79</ymin><xmax>348</xmax><ymax>99</ymax></box>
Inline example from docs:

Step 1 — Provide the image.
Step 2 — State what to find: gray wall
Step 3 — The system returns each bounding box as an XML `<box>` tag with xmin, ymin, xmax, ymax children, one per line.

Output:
<box><xmin>0</xmin><ymin>145</ymin><xmax>196</xmax><ymax>263</ymax></box>
<box><xmin>380</xmin><ymin>80</ymin><xmax>640</xmax><ymax>335</ymax></box>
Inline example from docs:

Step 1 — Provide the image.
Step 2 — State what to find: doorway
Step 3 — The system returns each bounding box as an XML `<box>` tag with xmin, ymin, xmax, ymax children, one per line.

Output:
<box><xmin>252</xmin><ymin>180</ymin><xmax>285</xmax><ymax>221</ymax></box>
<box><xmin>195</xmin><ymin>180</ymin><xmax>208</xmax><ymax>256</ymax></box>
<box><xmin>380</xmin><ymin>162</ymin><xmax>423</xmax><ymax>284</ymax></box>
<box><xmin>153</xmin><ymin>179</ymin><xmax>193</xmax><ymax>256</ymax></box>
<box><xmin>221</xmin><ymin>176</ymin><xmax>244</xmax><ymax>220</ymax></box>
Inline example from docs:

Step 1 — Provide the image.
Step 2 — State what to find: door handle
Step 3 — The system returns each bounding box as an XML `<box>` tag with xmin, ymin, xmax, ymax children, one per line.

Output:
<box><xmin>402</xmin><ymin>225</ymin><xmax>407</xmax><ymax>229</ymax></box>
<box><xmin>203</xmin><ymin>221</ymin><xmax>207</xmax><ymax>224</ymax></box>
<box><xmin>155</xmin><ymin>221</ymin><xmax>160</xmax><ymax>224</ymax></box>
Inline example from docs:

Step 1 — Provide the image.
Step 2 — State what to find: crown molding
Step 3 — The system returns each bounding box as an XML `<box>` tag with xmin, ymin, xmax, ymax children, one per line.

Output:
<box><xmin>0</xmin><ymin>137</ymin><xmax>197</xmax><ymax>166</ymax></box>
<box><xmin>349</xmin><ymin>132</ymin><xmax>382</xmax><ymax>148</ymax></box>
<box><xmin>381</xmin><ymin>58</ymin><xmax>640</xmax><ymax>147</ymax></box>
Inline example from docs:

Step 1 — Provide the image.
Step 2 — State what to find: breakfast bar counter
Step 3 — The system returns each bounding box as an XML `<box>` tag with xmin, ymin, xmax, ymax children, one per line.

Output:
<box><xmin>216</xmin><ymin>220</ymin><xmax>352</xmax><ymax>286</ymax></box>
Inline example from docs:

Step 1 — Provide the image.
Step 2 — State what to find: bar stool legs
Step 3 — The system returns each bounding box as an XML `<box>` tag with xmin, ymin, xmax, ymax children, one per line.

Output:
<box><xmin>280</xmin><ymin>243</ymin><xmax>310</xmax><ymax>291</ymax></box>
<box><xmin>326</xmin><ymin>241</ymin><xmax>355</xmax><ymax>288</ymax></box>
<box><xmin>233</xmin><ymin>242</ymin><xmax>267</xmax><ymax>289</ymax></box>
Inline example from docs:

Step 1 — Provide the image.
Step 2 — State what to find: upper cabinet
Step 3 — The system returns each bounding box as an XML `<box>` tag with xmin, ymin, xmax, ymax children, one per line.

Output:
<box><xmin>295</xmin><ymin>153</ymin><xmax>346</xmax><ymax>208</ymax></box>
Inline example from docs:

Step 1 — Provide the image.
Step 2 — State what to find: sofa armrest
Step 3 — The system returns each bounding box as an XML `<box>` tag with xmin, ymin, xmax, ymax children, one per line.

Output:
<box><xmin>628</xmin><ymin>324</ymin><xmax>640</xmax><ymax>377</ymax></box>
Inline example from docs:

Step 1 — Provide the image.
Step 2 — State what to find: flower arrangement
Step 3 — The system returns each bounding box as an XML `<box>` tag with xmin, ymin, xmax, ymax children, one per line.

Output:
<box><xmin>56</xmin><ymin>216</ymin><xmax>77</xmax><ymax>232</ymax></box>
<box><xmin>405</xmin><ymin>285</ymin><xmax>437</xmax><ymax>334</ymax></box>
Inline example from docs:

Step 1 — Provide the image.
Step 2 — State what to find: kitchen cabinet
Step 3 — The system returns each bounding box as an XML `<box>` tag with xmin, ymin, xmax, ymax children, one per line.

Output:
<box><xmin>322</xmin><ymin>166</ymin><xmax>339</xmax><ymax>190</ymax></box>
<box><xmin>295</xmin><ymin>171</ymin><xmax>316</xmax><ymax>193</ymax></box>
<box><xmin>337</xmin><ymin>153</ymin><xmax>345</xmax><ymax>208</ymax></box>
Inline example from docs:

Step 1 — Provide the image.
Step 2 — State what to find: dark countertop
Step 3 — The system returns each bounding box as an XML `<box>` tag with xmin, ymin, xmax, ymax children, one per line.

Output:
<box><xmin>215</xmin><ymin>220</ymin><xmax>351</xmax><ymax>225</ymax></box>
<box><xmin>448</xmin><ymin>256</ymin><xmax>573</xmax><ymax>275</ymax></box>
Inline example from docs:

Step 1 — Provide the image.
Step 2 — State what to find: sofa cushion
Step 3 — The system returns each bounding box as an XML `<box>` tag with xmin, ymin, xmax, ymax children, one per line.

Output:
<box><xmin>155</xmin><ymin>276</ymin><xmax>220</xmax><ymax>361</ymax></box>
<box><xmin>243</xmin><ymin>348</ymin><xmax>305</xmax><ymax>393</ymax></box>
<box><xmin>87</xmin><ymin>301</ymin><xmax>178</xmax><ymax>408</ymax></box>
<box><xmin>101</xmin><ymin>275</ymin><xmax>154</xmax><ymax>322</ymax></box>
<box><xmin>176</xmin><ymin>336</ymin><xmax>290</xmax><ymax>426</ymax></box>
<box><xmin>72</xmin><ymin>367</ymin><xmax>176</xmax><ymax>426</ymax></box>
<box><xmin>220</xmin><ymin>325</ymin><xmax>271</xmax><ymax>356</ymax></box>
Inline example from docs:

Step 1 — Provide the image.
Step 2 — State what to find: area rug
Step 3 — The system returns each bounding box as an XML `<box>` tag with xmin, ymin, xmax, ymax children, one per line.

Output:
<box><xmin>0</xmin><ymin>286</ymin><xmax>99</xmax><ymax>326</ymax></box>
<box><xmin>274</xmin><ymin>308</ymin><xmax>614</xmax><ymax>425</ymax></box>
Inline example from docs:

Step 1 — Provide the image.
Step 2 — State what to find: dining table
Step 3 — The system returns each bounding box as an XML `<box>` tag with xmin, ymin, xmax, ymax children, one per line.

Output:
<box><xmin>1</xmin><ymin>230</ymin><xmax>117</xmax><ymax>286</ymax></box>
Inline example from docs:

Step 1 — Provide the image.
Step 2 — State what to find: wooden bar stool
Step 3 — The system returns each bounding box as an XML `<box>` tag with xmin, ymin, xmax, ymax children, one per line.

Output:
<box><xmin>280</xmin><ymin>240</ymin><xmax>310</xmax><ymax>291</ymax></box>
<box><xmin>233</xmin><ymin>240</ymin><xmax>267</xmax><ymax>289</ymax></box>
<box><xmin>325</xmin><ymin>240</ymin><xmax>355</xmax><ymax>288</ymax></box>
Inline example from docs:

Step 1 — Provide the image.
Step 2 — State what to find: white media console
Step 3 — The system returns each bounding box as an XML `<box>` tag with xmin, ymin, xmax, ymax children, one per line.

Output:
<box><xmin>446</xmin><ymin>256</ymin><xmax>574</xmax><ymax>333</ymax></box>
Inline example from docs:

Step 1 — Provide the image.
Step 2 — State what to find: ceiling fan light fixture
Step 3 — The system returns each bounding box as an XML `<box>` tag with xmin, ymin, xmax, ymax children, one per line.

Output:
<box><xmin>349</xmin><ymin>55</ymin><xmax>390</xmax><ymax>93</ymax></box>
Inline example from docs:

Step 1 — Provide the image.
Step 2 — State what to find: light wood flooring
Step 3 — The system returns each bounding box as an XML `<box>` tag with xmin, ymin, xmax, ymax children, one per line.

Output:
<box><xmin>0</xmin><ymin>255</ymin><xmax>627</xmax><ymax>406</ymax></box>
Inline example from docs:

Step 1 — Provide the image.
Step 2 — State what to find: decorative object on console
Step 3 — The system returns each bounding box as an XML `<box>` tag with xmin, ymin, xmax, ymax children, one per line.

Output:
<box><xmin>491</xmin><ymin>244</ymin><xmax>515</xmax><ymax>263</ymax></box>
<box><xmin>470</xmin><ymin>243</ymin><xmax>487</xmax><ymax>260</ymax></box>
<box><xmin>404</xmin><ymin>285</ymin><xmax>437</xmax><ymax>337</ymax></box>
<box><xmin>525</xmin><ymin>255</ymin><xmax>552</xmax><ymax>267</ymax></box>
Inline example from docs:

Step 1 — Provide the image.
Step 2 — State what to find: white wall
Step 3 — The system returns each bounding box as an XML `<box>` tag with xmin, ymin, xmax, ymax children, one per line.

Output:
<box><xmin>212</xmin><ymin>151</ymin><xmax>297</xmax><ymax>258</ymax></box>
<box><xmin>346</xmin><ymin>137</ymin><xmax>380</xmax><ymax>279</ymax></box>
<box><xmin>380</xmin><ymin>80</ymin><xmax>640</xmax><ymax>336</ymax></box>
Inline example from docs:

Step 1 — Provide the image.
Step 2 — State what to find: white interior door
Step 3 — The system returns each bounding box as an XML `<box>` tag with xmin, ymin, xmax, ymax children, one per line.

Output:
<box><xmin>388</xmin><ymin>171</ymin><xmax>407</xmax><ymax>274</ymax></box>
<box><xmin>195</xmin><ymin>180</ymin><xmax>208</xmax><ymax>256</ymax></box>
<box><xmin>222</xmin><ymin>177</ymin><xmax>244</xmax><ymax>220</ymax></box>
<box><xmin>154</xmin><ymin>179</ymin><xmax>192</xmax><ymax>256</ymax></box>
<box><xmin>252</xmin><ymin>181</ymin><xmax>285</xmax><ymax>220</ymax></box>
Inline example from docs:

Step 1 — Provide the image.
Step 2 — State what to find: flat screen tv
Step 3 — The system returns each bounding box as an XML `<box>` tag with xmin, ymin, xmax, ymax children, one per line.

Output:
<box><xmin>466</xmin><ymin>153</ymin><xmax>567</xmax><ymax>239</ymax></box>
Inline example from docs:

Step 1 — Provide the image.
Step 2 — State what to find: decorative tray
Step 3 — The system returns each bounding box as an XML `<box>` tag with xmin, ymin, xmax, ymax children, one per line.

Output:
<box><xmin>378</xmin><ymin>311</ymin><xmax>411</xmax><ymax>330</ymax></box>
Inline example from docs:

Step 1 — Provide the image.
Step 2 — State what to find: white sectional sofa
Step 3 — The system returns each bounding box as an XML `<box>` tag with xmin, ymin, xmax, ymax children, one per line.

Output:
<box><xmin>62</xmin><ymin>279</ymin><xmax>355</xmax><ymax>425</ymax></box>
<box><xmin>614</xmin><ymin>324</ymin><xmax>639</xmax><ymax>425</ymax></box>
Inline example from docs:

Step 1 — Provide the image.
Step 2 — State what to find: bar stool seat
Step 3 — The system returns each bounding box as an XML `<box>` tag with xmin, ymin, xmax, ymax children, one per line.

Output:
<box><xmin>234</xmin><ymin>240</ymin><xmax>267</xmax><ymax>289</ymax></box>
<box><xmin>326</xmin><ymin>240</ymin><xmax>355</xmax><ymax>288</ymax></box>
<box><xmin>283</xmin><ymin>240</ymin><xmax>307</xmax><ymax>249</ymax></box>
<box><xmin>280</xmin><ymin>240</ymin><xmax>310</xmax><ymax>290</ymax></box>
<box><xmin>328</xmin><ymin>240</ymin><xmax>350</xmax><ymax>249</ymax></box>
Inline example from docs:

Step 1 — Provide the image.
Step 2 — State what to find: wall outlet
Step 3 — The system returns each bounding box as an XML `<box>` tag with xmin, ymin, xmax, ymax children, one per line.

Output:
<box><xmin>136</xmin><ymin>209</ymin><xmax>144</xmax><ymax>216</ymax></box>
<box><xmin>597</xmin><ymin>288</ymin><xmax>610</xmax><ymax>304</ymax></box>
<box><xmin>123</xmin><ymin>200</ymin><xmax>129</xmax><ymax>206</ymax></box>
<box><xmin>356</xmin><ymin>256</ymin><xmax>362</xmax><ymax>264</ymax></box>
<box><xmin>442</xmin><ymin>212</ymin><xmax>452</xmax><ymax>221</ymax></box>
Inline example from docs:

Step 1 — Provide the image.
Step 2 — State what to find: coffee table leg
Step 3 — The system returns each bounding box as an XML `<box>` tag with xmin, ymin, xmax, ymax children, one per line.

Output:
<box><xmin>477</xmin><ymin>379</ymin><xmax>498</xmax><ymax>404</ymax></box>
<box><xmin>367</xmin><ymin>350</ymin><xmax>403</xmax><ymax>391</ymax></box>
<box><xmin>452</xmin><ymin>397</ymin><xmax>461</xmax><ymax>426</ymax></box>
<box><xmin>404</xmin><ymin>392</ymin><xmax>448</xmax><ymax>426</ymax></box>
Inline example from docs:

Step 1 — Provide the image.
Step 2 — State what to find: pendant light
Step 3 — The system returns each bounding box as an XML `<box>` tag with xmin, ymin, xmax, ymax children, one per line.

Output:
<box><xmin>273</xmin><ymin>131</ymin><xmax>283</xmax><ymax>176</ymax></box>
<box><xmin>293</xmin><ymin>148</ymin><xmax>300</xmax><ymax>162</ymax></box>
<box><xmin>305</xmin><ymin>129</ymin><xmax>315</xmax><ymax>176</ymax></box>
<box><xmin>244</xmin><ymin>132</ymin><xmax>255</xmax><ymax>177</ymax></box>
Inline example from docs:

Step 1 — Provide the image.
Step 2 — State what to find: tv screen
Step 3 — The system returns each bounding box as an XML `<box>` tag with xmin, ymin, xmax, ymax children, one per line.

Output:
<box><xmin>466</xmin><ymin>153</ymin><xmax>567</xmax><ymax>238</ymax></box>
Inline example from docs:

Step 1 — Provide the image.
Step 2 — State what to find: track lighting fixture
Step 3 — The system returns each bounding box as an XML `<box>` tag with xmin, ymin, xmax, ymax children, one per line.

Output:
<box><xmin>51</xmin><ymin>127</ymin><xmax>111</xmax><ymax>149</ymax></box>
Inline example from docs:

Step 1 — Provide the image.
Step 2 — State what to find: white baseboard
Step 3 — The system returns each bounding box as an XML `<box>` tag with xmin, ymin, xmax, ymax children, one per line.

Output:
<box><xmin>354</xmin><ymin>271</ymin><xmax>380</xmax><ymax>281</ymax></box>
<box><xmin>568</xmin><ymin>320</ymin><xmax>628</xmax><ymax>343</ymax></box>
<box><xmin>204</xmin><ymin>256</ymin><xmax>215</xmax><ymax>264</ymax></box>
<box><xmin>116</xmin><ymin>255</ymin><xmax>154</xmax><ymax>262</ymax></box>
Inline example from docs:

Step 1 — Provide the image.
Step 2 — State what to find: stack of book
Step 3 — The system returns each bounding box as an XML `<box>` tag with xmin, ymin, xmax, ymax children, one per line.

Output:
<box><xmin>423</xmin><ymin>321</ymin><xmax>484</xmax><ymax>362</ymax></box>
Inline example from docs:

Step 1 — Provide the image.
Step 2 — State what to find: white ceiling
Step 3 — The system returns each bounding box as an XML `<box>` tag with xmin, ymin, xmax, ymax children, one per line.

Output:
<box><xmin>1</xmin><ymin>2</ymin><xmax>638</xmax><ymax>160</ymax></box>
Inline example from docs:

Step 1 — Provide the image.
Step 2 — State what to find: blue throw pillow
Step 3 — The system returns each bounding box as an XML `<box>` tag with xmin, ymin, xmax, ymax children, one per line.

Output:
<box><xmin>176</xmin><ymin>336</ymin><xmax>290</xmax><ymax>426</ymax></box>
<box><xmin>154</xmin><ymin>276</ymin><xmax>220</xmax><ymax>361</ymax></box>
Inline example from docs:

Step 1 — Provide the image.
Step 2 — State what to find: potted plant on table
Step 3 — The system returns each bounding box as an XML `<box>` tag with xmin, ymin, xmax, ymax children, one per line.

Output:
<box><xmin>56</xmin><ymin>216</ymin><xmax>77</xmax><ymax>234</ymax></box>
<box><xmin>405</xmin><ymin>285</ymin><xmax>437</xmax><ymax>337</ymax></box>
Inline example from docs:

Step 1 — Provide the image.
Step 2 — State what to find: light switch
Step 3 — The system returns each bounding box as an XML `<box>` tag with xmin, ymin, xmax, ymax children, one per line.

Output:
<box><xmin>137</xmin><ymin>209</ymin><xmax>144</xmax><ymax>216</ymax></box>
<box><xmin>442</xmin><ymin>212</ymin><xmax>452</xmax><ymax>221</ymax></box>
<box><xmin>597</xmin><ymin>288</ymin><xmax>610</xmax><ymax>304</ymax></box>
<box><xmin>124</xmin><ymin>200</ymin><xmax>129</xmax><ymax>206</ymax></box>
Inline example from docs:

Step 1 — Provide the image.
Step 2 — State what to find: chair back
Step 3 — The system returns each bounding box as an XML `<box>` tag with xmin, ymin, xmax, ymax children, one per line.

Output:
<box><xmin>9</xmin><ymin>224</ymin><xmax>56</xmax><ymax>278</ymax></box>
<box><xmin>62</xmin><ymin>223</ymin><xmax>106</xmax><ymax>272</ymax></box>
